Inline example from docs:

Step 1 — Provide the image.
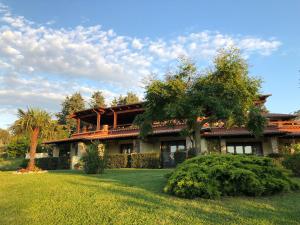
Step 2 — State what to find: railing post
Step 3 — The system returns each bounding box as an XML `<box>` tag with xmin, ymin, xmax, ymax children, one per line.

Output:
<box><xmin>76</xmin><ymin>118</ymin><xmax>80</xmax><ymax>133</ymax></box>
<box><xmin>113</xmin><ymin>111</ymin><xmax>118</xmax><ymax>129</ymax></box>
<box><xmin>96</xmin><ymin>112</ymin><xmax>101</xmax><ymax>130</ymax></box>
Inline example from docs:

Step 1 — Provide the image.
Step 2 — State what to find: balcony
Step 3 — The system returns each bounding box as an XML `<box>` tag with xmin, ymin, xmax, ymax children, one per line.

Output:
<box><xmin>269</xmin><ymin>121</ymin><xmax>300</xmax><ymax>132</ymax></box>
<box><xmin>71</xmin><ymin>121</ymin><xmax>187</xmax><ymax>139</ymax></box>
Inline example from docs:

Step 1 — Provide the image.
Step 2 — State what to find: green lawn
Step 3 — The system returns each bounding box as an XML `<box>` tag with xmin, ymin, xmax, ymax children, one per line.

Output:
<box><xmin>0</xmin><ymin>169</ymin><xmax>300</xmax><ymax>225</ymax></box>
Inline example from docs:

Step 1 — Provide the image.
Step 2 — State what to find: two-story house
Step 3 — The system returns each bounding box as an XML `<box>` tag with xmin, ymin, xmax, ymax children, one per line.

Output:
<box><xmin>45</xmin><ymin>95</ymin><xmax>300</xmax><ymax>168</ymax></box>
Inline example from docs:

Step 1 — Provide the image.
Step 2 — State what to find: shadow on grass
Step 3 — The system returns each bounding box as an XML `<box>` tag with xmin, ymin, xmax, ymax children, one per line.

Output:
<box><xmin>49</xmin><ymin>169</ymin><xmax>300</xmax><ymax>224</ymax></box>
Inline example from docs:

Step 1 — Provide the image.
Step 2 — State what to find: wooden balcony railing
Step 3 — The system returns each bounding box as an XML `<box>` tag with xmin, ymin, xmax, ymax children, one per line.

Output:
<box><xmin>269</xmin><ymin>121</ymin><xmax>300</xmax><ymax>132</ymax></box>
<box><xmin>71</xmin><ymin>121</ymin><xmax>187</xmax><ymax>138</ymax></box>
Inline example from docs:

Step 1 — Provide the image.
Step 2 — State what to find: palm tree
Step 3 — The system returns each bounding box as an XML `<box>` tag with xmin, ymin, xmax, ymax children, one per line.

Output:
<box><xmin>11</xmin><ymin>108</ymin><xmax>52</xmax><ymax>170</ymax></box>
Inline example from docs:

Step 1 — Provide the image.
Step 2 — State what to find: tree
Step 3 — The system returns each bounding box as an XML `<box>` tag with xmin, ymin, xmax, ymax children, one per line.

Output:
<box><xmin>110</xmin><ymin>92</ymin><xmax>140</xmax><ymax>106</ymax></box>
<box><xmin>56</xmin><ymin>92</ymin><xmax>85</xmax><ymax>134</ymax></box>
<box><xmin>11</xmin><ymin>108</ymin><xmax>52</xmax><ymax>170</ymax></box>
<box><xmin>135</xmin><ymin>48</ymin><xmax>265</xmax><ymax>152</ymax></box>
<box><xmin>0</xmin><ymin>128</ymin><xmax>10</xmax><ymax>146</ymax></box>
<box><xmin>90</xmin><ymin>91</ymin><xmax>106</xmax><ymax>108</ymax></box>
<box><xmin>111</xmin><ymin>97</ymin><xmax>118</xmax><ymax>107</ymax></box>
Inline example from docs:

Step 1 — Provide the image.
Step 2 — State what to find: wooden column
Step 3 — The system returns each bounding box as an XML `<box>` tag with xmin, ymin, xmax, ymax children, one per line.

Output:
<box><xmin>96</xmin><ymin>112</ymin><xmax>101</xmax><ymax>130</ymax></box>
<box><xmin>76</xmin><ymin>118</ymin><xmax>80</xmax><ymax>133</ymax></box>
<box><xmin>113</xmin><ymin>111</ymin><xmax>117</xmax><ymax>129</ymax></box>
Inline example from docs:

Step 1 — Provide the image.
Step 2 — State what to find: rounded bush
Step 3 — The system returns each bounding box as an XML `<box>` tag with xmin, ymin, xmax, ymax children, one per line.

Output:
<box><xmin>164</xmin><ymin>154</ymin><xmax>299</xmax><ymax>199</ymax></box>
<box><xmin>282</xmin><ymin>153</ymin><xmax>300</xmax><ymax>177</ymax></box>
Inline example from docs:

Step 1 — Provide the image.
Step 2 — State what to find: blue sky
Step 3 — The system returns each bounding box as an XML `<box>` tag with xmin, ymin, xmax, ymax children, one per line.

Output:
<box><xmin>0</xmin><ymin>0</ymin><xmax>299</xmax><ymax>128</ymax></box>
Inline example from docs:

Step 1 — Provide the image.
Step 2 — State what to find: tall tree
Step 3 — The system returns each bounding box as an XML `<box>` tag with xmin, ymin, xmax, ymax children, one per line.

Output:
<box><xmin>135</xmin><ymin>48</ymin><xmax>265</xmax><ymax>151</ymax></box>
<box><xmin>0</xmin><ymin>128</ymin><xmax>10</xmax><ymax>146</ymax></box>
<box><xmin>111</xmin><ymin>92</ymin><xmax>140</xmax><ymax>106</ymax></box>
<box><xmin>11</xmin><ymin>108</ymin><xmax>52</xmax><ymax>170</ymax></box>
<box><xmin>110</xmin><ymin>97</ymin><xmax>118</xmax><ymax>107</ymax></box>
<box><xmin>90</xmin><ymin>91</ymin><xmax>106</xmax><ymax>108</ymax></box>
<box><xmin>56</xmin><ymin>92</ymin><xmax>85</xmax><ymax>133</ymax></box>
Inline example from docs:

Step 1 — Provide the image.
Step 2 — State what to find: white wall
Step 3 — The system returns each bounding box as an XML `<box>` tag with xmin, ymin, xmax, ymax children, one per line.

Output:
<box><xmin>25</xmin><ymin>152</ymin><xmax>49</xmax><ymax>159</ymax></box>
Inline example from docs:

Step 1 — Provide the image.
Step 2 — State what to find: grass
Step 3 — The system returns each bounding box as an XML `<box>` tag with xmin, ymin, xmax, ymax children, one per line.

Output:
<box><xmin>0</xmin><ymin>169</ymin><xmax>300</xmax><ymax>225</ymax></box>
<box><xmin>0</xmin><ymin>158</ymin><xmax>23</xmax><ymax>171</ymax></box>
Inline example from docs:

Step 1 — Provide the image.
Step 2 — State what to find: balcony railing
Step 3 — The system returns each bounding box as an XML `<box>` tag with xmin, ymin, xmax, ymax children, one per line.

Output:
<box><xmin>269</xmin><ymin>121</ymin><xmax>300</xmax><ymax>131</ymax></box>
<box><xmin>71</xmin><ymin>121</ymin><xmax>187</xmax><ymax>138</ymax></box>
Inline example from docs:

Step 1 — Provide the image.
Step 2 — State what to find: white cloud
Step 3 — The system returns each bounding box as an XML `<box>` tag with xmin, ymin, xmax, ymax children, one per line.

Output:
<box><xmin>0</xmin><ymin>3</ymin><xmax>282</xmax><ymax>128</ymax></box>
<box><xmin>132</xmin><ymin>38</ymin><xmax>143</xmax><ymax>49</ymax></box>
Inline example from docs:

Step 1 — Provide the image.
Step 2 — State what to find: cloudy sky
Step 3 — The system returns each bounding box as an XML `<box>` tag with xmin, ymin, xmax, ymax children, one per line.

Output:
<box><xmin>0</xmin><ymin>0</ymin><xmax>299</xmax><ymax>128</ymax></box>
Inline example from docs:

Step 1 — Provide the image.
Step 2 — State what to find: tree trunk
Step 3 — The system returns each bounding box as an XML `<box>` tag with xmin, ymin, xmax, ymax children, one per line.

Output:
<box><xmin>194</xmin><ymin>123</ymin><xmax>202</xmax><ymax>154</ymax></box>
<box><xmin>27</xmin><ymin>127</ymin><xmax>39</xmax><ymax>171</ymax></box>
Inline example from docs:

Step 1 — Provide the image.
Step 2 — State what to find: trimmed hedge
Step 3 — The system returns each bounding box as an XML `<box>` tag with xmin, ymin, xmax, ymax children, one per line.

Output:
<box><xmin>282</xmin><ymin>153</ymin><xmax>300</xmax><ymax>177</ymax></box>
<box><xmin>21</xmin><ymin>157</ymin><xmax>70</xmax><ymax>170</ymax></box>
<box><xmin>106</xmin><ymin>154</ymin><xmax>128</xmax><ymax>168</ymax></box>
<box><xmin>174</xmin><ymin>151</ymin><xmax>186</xmax><ymax>165</ymax></box>
<box><xmin>131</xmin><ymin>152</ymin><xmax>161</xmax><ymax>168</ymax></box>
<box><xmin>164</xmin><ymin>154</ymin><xmax>299</xmax><ymax>199</ymax></box>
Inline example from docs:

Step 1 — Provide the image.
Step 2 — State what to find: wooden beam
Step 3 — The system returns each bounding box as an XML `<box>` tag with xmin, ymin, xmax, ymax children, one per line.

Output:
<box><xmin>96</xmin><ymin>112</ymin><xmax>101</xmax><ymax>130</ymax></box>
<box><xmin>113</xmin><ymin>111</ymin><xmax>118</xmax><ymax>128</ymax></box>
<box><xmin>106</xmin><ymin>108</ymin><xmax>144</xmax><ymax>116</ymax></box>
<box><xmin>76</xmin><ymin>118</ymin><xmax>80</xmax><ymax>133</ymax></box>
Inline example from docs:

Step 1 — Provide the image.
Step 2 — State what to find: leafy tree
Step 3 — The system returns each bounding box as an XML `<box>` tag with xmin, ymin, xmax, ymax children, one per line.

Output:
<box><xmin>110</xmin><ymin>97</ymin><xmax>118</xmax><ymax>107</ymax></box>
<box><xmin>111</xmin><ymin>92</ymin><xmax>140</xmax><ymax>106</ymax></box>
<box><xmin>135</xmin><ymin>48</ymin><xmax>265</xmax><ymax>152</ymax></box>
<box><xmin>56</xmin><ymin>92</ymin><xmax>85</xmax><ymax>134</ymax></box>
<box><xmin>11</xmin><ymin>108</ymin><xmax>52</xmax><ymax>170</ymax></box>
<box><xmin>0</xmin><ymin>128</ymin><xmax>10</xmax><ymax>146</ymax></box>
<box><xmin>5</xmin><ymin>136</ymin><xmax>29</xmax><ymax>158</ymax></box>
<box><xmin>90</xmin><ymin>91</ymin><xmax>106</xmax><ymax>108</ymax></box>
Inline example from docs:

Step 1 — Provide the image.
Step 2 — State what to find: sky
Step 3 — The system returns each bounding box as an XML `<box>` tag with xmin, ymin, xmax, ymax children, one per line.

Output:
<box><xmin>0</xmin><ymin>0</ymin><xmax>299</xmax><ymax>128</ymax></box>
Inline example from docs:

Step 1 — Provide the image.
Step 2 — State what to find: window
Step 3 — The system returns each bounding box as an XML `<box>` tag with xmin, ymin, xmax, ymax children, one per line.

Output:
<box><xmin>244</xmin><ymin>146</ymin><xmax>252</xmax><ymax>154</ymax></box>
<box><xmin>235</xmin><ymin>146</ymin><xmax>243</xmax><ymax>154</ymax></box>
<box><xmin>161</xmin><ymin>140</ymin><xmax>186</xmax><ymax>165</ymax></box>
<box><xmin>120</xmin><ymin>143</ymin><xmax>134</xmax><ymax>154</ymax></box>
<box><xmin>226</xmin><ymin>143</ymin><xmax>260</xmax><ymax>155</ymax></box>
<box><xmin>227</xmin><ymin>146</ymin><xmax>235</xmax><ymax>154</ymax></box>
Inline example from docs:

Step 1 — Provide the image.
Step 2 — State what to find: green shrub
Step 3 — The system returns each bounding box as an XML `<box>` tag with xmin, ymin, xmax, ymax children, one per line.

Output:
<box><xmin>106</xmin><ymin>154</ymin><xmax>128</xmax><ymax>168</ymax></box>
<box><xmin>174</xmin><ymin>151</ymin><xmax>187</xmax><ymax>165</ymax></box>
<box><xmin>82</xmin><ymin>143</ymin><xmax>106</xmax><ymax>174</ymax></box>
<box><xmin>164</xmin><ymin>154</ymin><xmax>299</xmax><ymax>199</ymax></box>
<box><xmin>131</xmin><ymin>152</ymin><xmax>161</xmax><ymax>168</ymax></box>
<box><xmin>0</xmin><ymin>158</ymin><xmax>24</xmax><ymax>171</ymax></box>
<box><xmin>187</xmin><ymin>148</ymin><xmax>197</xmax><ymax>158</ymax></box>
<box><xmin>21</xmin><ymin>157</ymin><xmax>70</xmax><ymax>170</ymax></box>
<box><xmin>5</xmin><ymin>137</ymin><xmax>29</xmax><ymax>158</ymax></box>
<box><xmin>282</xmin><ymin>153</ymin><xmax>300</xmax><ymax>177</ymax></box>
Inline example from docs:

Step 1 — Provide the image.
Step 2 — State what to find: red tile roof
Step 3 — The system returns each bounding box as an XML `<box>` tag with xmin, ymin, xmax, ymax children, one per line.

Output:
<box><xmin>202</xmin><ymin>126</ymin><xmax>285</xmax><ymax>137</ymax></box>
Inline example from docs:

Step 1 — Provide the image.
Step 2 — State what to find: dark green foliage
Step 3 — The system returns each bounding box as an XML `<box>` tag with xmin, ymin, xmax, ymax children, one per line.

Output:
<box><xmin>131</xmin><ymin>152</ymin><xmax>161</xmax><ymax>168</ymax></box>
<box><xmin>82</xmin><ymin>143</ymin><xmax>106</xmax><ymax>174</ymax></box>
<box><xmin>111</xmin><ymin>92</ymin><xmax>140</xmax><ymax>106</ymax></box>
<box><xmin>174</xmin><ymin>151</ymin><xmax>187</xmax><ymax>165</ymax></box>
<box><xmin>136</xmin><ymin>49</ymin><xmax>265</xmax><ymax>148</ymax></box>
<box><xmin>268</xmin><ymin>153</ymin><xmax>284</xmax><ymax>158</ymax></box>
<box><xmin>5</xmin><ymin>137</ymin><xmax>29</xmax><ymax>158</ymax></box>
<box><xmin>283</xmin><ymin>153</ymin><xmax>300</xmax><ymax>177</ymax></box>
<box><xmin>90</xmin><ymin>91</ymin><xmax>106</xmax><ymax>108</ymax></box>
<box><xmin>187</xmin><ymin>148</ymin><xmax>197</xmax><ymax>158</ymax></box>
<box><xmin>21</xmin><ymin>157</ymin><xmax>70</xmax><ymax>170</ymax></box>
<box><xmin>56</xmin><ymin>92</ymin><xmax>85</xmax><ymax>134</ymax></box>
<box><xmin>106</xmin><ymin>154</ymin><xmax>128</xmax><ymax>168</ymax></box>
<box><xmin>164</xmin><ymin>154</ymin><xmax>299</xmax><ymax>199</ymax></box>
<box><xmin>246</xmin><ymin>106</ymin><xmax>267</xmax><ymax>137</ymax></box>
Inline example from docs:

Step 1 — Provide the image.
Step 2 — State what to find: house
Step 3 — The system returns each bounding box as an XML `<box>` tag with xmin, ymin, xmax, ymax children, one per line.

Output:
<box><xmin>45</xmin><ymin>95</ymin><xmax>300</xmax><ymax>168</ymax></box>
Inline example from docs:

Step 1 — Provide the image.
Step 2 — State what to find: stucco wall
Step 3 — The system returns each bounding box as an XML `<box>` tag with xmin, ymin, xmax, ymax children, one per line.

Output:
<box><xmin>205</xmin><ymin>137</ymin><xmax>275</xmax><ymax>155</ymax></box>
